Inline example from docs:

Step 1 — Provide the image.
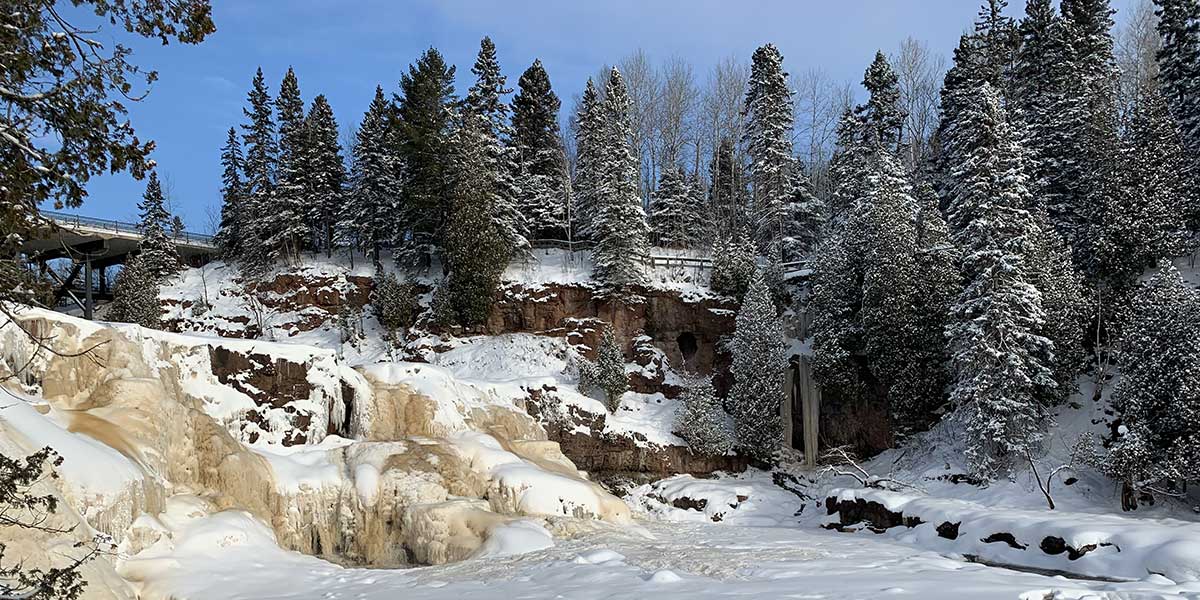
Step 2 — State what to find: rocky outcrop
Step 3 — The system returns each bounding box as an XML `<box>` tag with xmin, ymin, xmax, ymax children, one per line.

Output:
<box><xmin>527</xmin><ymin>390</ymin><xmax>749</xmax><ymax>479</ymax></box>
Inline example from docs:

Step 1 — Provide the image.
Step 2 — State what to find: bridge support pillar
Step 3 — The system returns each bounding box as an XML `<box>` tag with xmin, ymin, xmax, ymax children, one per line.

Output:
<box><xmin>83</xmin><ymin>258</ymin><xmax>94</xmax><ymax>320</ymax></box>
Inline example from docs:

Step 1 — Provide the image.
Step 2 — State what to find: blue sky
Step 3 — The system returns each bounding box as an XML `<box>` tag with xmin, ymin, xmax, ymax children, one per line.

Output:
<box><xmin>66</xmin><ymin>0</ymin><xmax>1136</xmax><ymax>232</ymax></box>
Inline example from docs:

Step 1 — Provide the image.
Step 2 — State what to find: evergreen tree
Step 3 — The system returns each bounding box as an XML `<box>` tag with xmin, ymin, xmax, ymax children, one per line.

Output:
<box><xmin>590</xmin><ymin>67</ymin><xmax>650</xmax><ymax>294</ymax></box>
<box><xmin>1026</xmin><ymin>207</ymin><xmax>1087</xmax><ymax>406</ymax></box>
<box><xmin>271</xmin><ymin>67</ymin><xmax>309</xmax><ymax>260</ymax></box>
<box><xmin>574</xmin><ymin>79</ymin><xmax>605</xmax><ymax>239</ymax></box>
<box><xmin>1014</xmin><ymin>0</ymin><xmax>1072</xmax><ymax>213</ymax></box>
<box><xmin>729</xmin><ymin>270</ymin><xmax>787</xmax><ymax>463</ymax></box>
<box><xmin>974</xmin><ymin>0</ymin><xmax>1020</xmax><ymax>96</ymax></box>
<box><xmin>649</xmin><ymin>166</ymin><xmax>691</xmax><ymax>248</ymax></box>
<box><xmin>856</xmin><ymin>51</ymin><xmax>905</xmax><ymax>148</ymax></box>
<box><xmin>580</xmin><ymin>327</ymin><xmax>629</xmax><ymax>412</ymax></box>
<box><xmin>135</xmin><ymin>172</ymin><xmax>179</xmax><ymax>281</ymax></box>
<box><xmin>395</xmin><ymin>48</ymin><xmax>456</xmax><ymax>265</ymax></box>
<box><xmin>240</xmin><ymin>67</ymin><xmax>278</xmax><ymax>274</ymax></box>
<box><xmin>109</xmin><ymin>255</ymin><xmax>161</xmax><ymax>329</ymax></box>
<box><xmin>513</xmin><ymin>59</ymin><xmax>569</xmax><ymax>238</ymax></box>
<box><xmin>809</xmin><ymin>217</ymin><xmax>863</xmax><ymax>394</ymax></box>
<box><xmin>214</xmin><ymin>127</ymin><xmax>245</xmax><ymax>260</ymax></box>
<box><xmin>742</xmin><ymin>43</ymin><xmax>796</xmax><ymax>251</ymax></box>
<box><xmin>677</xmin><ymin>375</ymin><xmax>735</xmax><ymax>456</ymax></box>
<box><xmin>304</xmin><ymin>94</ymin><xmax>345</xmax><ymax>256</ymax></box>
<box><xmin>781</xmin><ymin>168</ymin><xmax>826</xmax><ymax>261</ymax></box>
<box><xmin>946</xmin><ymin>83</ymin><xmax>1054</xmax><ymax>479</ymax></box>
<box><xmin>1154</xmin><ymin>0</ymin><xmax>1200</xmax><ymax>159</ymax></box>
<box><xmin>829</xmin><ymin>109</ymin><xmax>872</xmax><ymax>218</ymax></box>
<box><xmin>463</xmin><ymin>37</ymin><xmax>527</xmax><ymax>257</ymax></box>
<box><xmin>439</xmin><ymin>109</ymin><xmax>513</xmax><ymax>327</ymax></box>
<box><xmin>343</xmin><ymin>87</ymin><xmax>401</xmax><ymax>270</ymax></box>
<box><xmin>372</xmin><ymin>271</ymin><xmax>420</xmax><ymax>339</ymax></box>
<box><xmin>707</xmin><ymin>136</ymin><xmax>750</xmax><ymax>234</ymax></box>
<box><xmin>1103</xmin><ymin>262</ymin><xmax>1200</xmax><ymax>505</ymax></box>
<box><xmin>708</xmin><ymin>226</ymin><xmax>757</xmax><ymax>300</ymax></box>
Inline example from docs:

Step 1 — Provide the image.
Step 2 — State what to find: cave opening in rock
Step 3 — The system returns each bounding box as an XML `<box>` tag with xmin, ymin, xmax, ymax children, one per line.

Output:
<box><xmin>677</xmin><ymin>332</ymin><xmax>698</xmax><ymax>364</ymax></box>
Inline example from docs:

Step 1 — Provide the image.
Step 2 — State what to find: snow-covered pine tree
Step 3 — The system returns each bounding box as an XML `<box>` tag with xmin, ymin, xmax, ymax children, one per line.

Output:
<box><xmin>684</xmin><ymin>170</ymin><xmax>708</xmax><ymax>243</ymax></box>
<box><xmin>707</xmin><ymin>136</ymin><xmax>750</xmax><ymax>235</ymax></box>
<box><xmin>573</xmin><ymin>79</ymin><xmax>604</xmax><ymax>240</ymax></box>
<box><xmin>781</xmin><ymin>167</ymin><xmax>826</xmax><ymax>261</ymax></box>
<box><xmin>343</xmin><ymin>87</ymin><xmax>401</xmax><ymax>270</ymax></box>
<box><xmin>109</xmin><ymin>255</ymin><xmax>161</xmax><ymax>329</ymax></box>
<box><xmin>856</xmin><ymin>50</ymin><xmax>905</xmax><ymax>149</ymax></box>
<box><xmin>676</xmin><ymin>374</ymin><xmax>735</xmax><ymax>456</ymax></box>
<box><xmin>1154</xmin><ymin>0</ymin><xmax>1200</xmax><ymax>160</ymax></box>
<box><xmin>729</xmin><ymin>269</ymin><xmax>787</xmax><ymax>463</ymax></box>
<box><xmin>1026</xmin><ymin>205</ymin><xmax>1087</xmax><ymax>406</ymax></box>
<box><xmin>271</xmin><ymin>67</ymin><xmax>309</xmax><ymax>260</ymax></box>
<box><xmin>135</xmin><ymin>171</ymin><xmax>180</xmax><ymax>281</ymax></box>
<box><xmin>1103</xmin><ymin>261</ymin><xmax>1200</xmax><ymax>505</ymax></box>
<box><xmin>590</xmin><ymin>67</ymin><xmax>650</xmax><ymax>294</ymax></box>
<box><xmin>371</xmin><ymin>271</ymin><xmax>419</xmax><ymax>340</ymax></box>
<box><xmin>214</xmin><ymin>127</ymin><xmax>245</xmax><ymax>260</ymax></box>
<box><xmin>708</xmin><ymin>226</ymin><xmax>757</xmax><ymax>300</ymax></box>
<box><xmin>974</xmin><ymin>0</ymin><xmax>1020</xmax><ymax>98</ymax></box>
<box><xmin>513</xmin><ymin>59</ymin><xmax>569</xmax><ymax>239</ymax></box>
<box><xmin>742</xmin><ymin>44</ymin><xmax>796</xmax><ymax>251</ymax></box>
<box><xmin>649</xmin><ymin>166</ymin><xmax>691</xmax><ymax>248</ymax></box>
<box><xmin>303</xmin><ymin>94</ymin><xmax>345</xmax><ymax>256</ymax></box>
<box><xmin>395</xmin><ymin>47</ymin><xmax>456</xmax><ymax>265</ymax></box>
<box><xmin>1089</xmin><ymin>81</ymin><xmax>1190</xmax><ymax>289</ymax></box>
<box><xmin>579</xmin><ymin>327</ymin><xmax>628</xmax><ymax>412</ymax></box>
<box><xmin>809</xmin><ymin>217</ymin><xmax>863</xmax><ymax>393</ymax></box>
<box><xmin>946</xmin><ymin>83</ymin><xmax>1055</xmax><ymax>479</ymax></box>
<box><xmin>240</xmin><ymin>67</ymin><xmax>278</xmax><ymax>275</ymax></box>
<box><xmin>1014</xmin><ymin>0</ymin><xmax>1071</xmax><ymax>212</ymax></box>
<box><xmin>463</xmin><ymin>37</ymin><xmax>527</xmax><ymax>258</ymax></box>
<box><xmin>439</xmin><ymin>109</ymin><xmax>512</xmax><ymax>327</ymax></box>
<box><xmin>828</xmin><ymin>108</ymin><xmax>872</xmax><ymax>218</ymax></box>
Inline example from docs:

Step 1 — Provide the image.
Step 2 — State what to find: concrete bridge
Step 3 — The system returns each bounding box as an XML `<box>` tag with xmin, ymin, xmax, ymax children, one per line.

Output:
<box><xmin>20</xmin><ymin>210</ymin><xmax>216</xmax><ymax>319</ymax></box>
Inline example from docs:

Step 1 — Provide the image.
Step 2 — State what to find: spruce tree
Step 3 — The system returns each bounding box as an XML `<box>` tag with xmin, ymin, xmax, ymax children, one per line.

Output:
<box><xmin>590</xmin><ymin>67</ymin><xmax>650</xmax><ymax>294</ymax></box>
<box><xmin>240</xmin><ymin>67</ymin><xmax>278</xmax><ymax>275</ymax></box>
<box><xmin>135</xmin><ymin>171</ymin><xmax>179</xmax><ymax>281</ymax></box>
<box><xmin>109</xmin><ymin>255</ymin><xmax>161</xmax><ymax>329</ymax></box>
<box><xmin>856</xmin><ymin>51</ymin><xmax>905</xmax><ymax>148</ymax></box>
<box><xmin>708</xmin><ymin>226</ymin><xmax>757</xmax><ymax>300</ymax></box>
<box><xmin>1154</xmin><ymin>0</ymin><xmax>1200</xmax><ymax>158</ymax></box>
<box><xmin>782</xmin><ymin>168</ymin><xmax>826</xmax><ymax>261</ymax></box>
<box><xmin>395</xmin><ymin>48</ymin><xmax>456</xmax><ymax>264</ymax></box>
<box><xmin>729</xmin><ymin>270</ymin><xmax>786</xmax><ymax>463</ymax></box>
<box><xmin>707</xmin><ymin>136</ymin><xmax>750</xmax><ymax>235</ymax></box>
<box><xmin>829</xmin><ymin>108</ymin><xmax>872</xmax><ymax>218</ymax></box>
<box><xmin>343</xmin><ymin>87</ymin><xmax>401</xmax><ymax>270</ymax></box>
<box><xmin>513</xmin><ymin>59</ymin><xmax>569</xmax><ymax>238</ymax></box>
<box><xmin>946</xmin><ymin>83</ymin><xmax>1054</xmax><ymax>479</ymax></box>
<box><xmin>214</xmin><ymin>127</ymin><xmax>245</xmax><ymax>260</ymax></box>
<box><xmin>1103</xmin><ymin>262</ymin><xmax>1200</xmax><ymax>504</ymax></box>
<box><xmin>677</xmin><ymin>375</ymin><xmax>735</xmax><ymax>456</ymax></box>
<box><xmin>272</xmin><ymin>67</ymin><xmax>309</xmax><ymax>260</ymax></box>
<box><xmin>742</xmin><ymin>44</ymin><xmax>796</xmax><ymax>251</ymax></box>
<box><xmin>974</xmin><ymin>0</ymin><xmax>1020</xmax><ymax>96</ymax></box>
<box><xmin>304</xmin><ymin>94</ymin><xmax>345</xmax><ymax>256</ymax></box>
<box><xmin>1014</xmin><ymin>0</ymin><xmax>1072</xmax><ymax>213</ymax></box>
<box><xmin>649</xmin><ymin>166</ymin><xmax>691</xmax><ymax>248</ymax></box>
<box><xmin>580</xmin><ymin>327</ymin><xmax>629</xmax><ymax>412</ymax></box>
<box><xmin>573</xmin><ymin>79</ymin><xmax>605</xmax><ymax>239</ymax></box>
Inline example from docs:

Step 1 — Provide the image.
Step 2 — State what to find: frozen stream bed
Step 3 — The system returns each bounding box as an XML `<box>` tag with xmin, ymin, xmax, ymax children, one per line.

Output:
<box><xmin>124</xmin><ymin>514</ymin><xmax>1200</xmax><ymax>599</ymax></box>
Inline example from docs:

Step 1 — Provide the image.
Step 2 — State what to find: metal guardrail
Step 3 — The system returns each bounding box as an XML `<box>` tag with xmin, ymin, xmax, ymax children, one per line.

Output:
<box><xmin>42</xmin><ymin>209</ymin><xmax>216</xmax><ymax>248</ymax></box>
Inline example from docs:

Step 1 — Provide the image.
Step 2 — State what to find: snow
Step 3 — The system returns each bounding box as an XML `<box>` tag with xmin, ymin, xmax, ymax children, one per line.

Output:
<box><xmin>627</xmin><ymin>471</ymin><xmax>805</xmax><ymax>526</ymax></box>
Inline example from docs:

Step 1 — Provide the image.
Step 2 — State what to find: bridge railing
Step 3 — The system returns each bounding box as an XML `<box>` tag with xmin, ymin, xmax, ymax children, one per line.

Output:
<box><xmin>42</xmin><ymin>210</ymin><xmax>216</xmax><ymax>248</ymax></box>
<box><xmin>525</xmin><ymin>238</ymin><xmax>809</xmax><ymax>271</ymax></box>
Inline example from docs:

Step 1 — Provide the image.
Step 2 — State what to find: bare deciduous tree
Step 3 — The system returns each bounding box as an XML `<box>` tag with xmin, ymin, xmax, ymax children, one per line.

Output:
<box><xmin>655</xmin><ymin>57</ymin><xmax>699</xmax><ymax>174</ymax></box>
<box><xmin>794</xmin><ymin>67</ymin><xmax>853</xmax><ymax>200</ymax></box>
<box><xmin>892</xmin><ymin>37</ymin><xmax>945</xmax><ymax>173</ymax></box>
<box><xmin>700</xmin><ymin>56</ymin><xmax>750</xmax><ymax>170</ymax></box>
<box><xmin>1115</xmin><ymin>0</ymin><xmax>1160</xmax><ymax>118</ymax></box>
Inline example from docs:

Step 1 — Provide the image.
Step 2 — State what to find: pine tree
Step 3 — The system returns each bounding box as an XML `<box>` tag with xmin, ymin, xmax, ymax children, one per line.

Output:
<box><xmin>729</xmin><ymin>270</ymin><xmax>786</xmax><ymax>463</ymax></box>
<box><xmin>371</xmin><ymin>271</ymin><xmax>420</xmax><ymax>339</ymax></box>
<box><xmin>708</xmin><ymin>226</ymin><xmax>757</xmax><ymax>300</ymax></box>
<box><xmin>304</xmin><ymin>94</ymin><xmax>345</xmax><ymax>256</ymax></box>
<box><xmin>649</xmin><ymin>166</ymin><xmax>691</xmax><ymax>248</ymax></box>
<box><xmin>343</xmin><ymin>87</ymin><xmax>401</xmax><ymax>270</ymax></box>
<box><xmin>809</xmin><ymin>217</ymin><xmax>863</xmax><ymax>393</ymax></box>
<box><xmin>676</xmin><ymin>375</ymin><xmax>735</xmax><ymax>456</ymax></box>
<box><xmin>513</xmin><ymin>59</ymin><xmax>569</xmax><ymax>238</ymax></box>
<box><xmin>707</xmin><ymin>136</ymin><xmax>750</xmax><ymax>235</ymax></box>
<box><xmin>856</xmin><ymin>51</ymin><xmax>905</xmax><ymax>148</ymax></box>
<box><xmin>1014</xmin><ymin>0</ymin><xmax>1072</xmax><ymax>212</ymax></box>
<box><xmin>580</xmin><ymin>327</ymin><xmax>628</xmax><ymax>412</ymax></box>
<box><xmin>240</xmin><ymin>67</ymin><xmax>278</xmax><ymax>275</ymax></box>
<box><xmin>135</xmin><ymin>171</ymin><xmax>179</xmax><ymax>281</ymax></box>
<box><xmin>463</xmin><ymin>36</ymin><xmax>527</xmax><ymax>260</ymax></box>
<box><xmin>742</xmin><ymin>44</ymin><xmax>796</xmax><ymax>251</ymax></box>
<box><xmin>946</xmin><ymin>83</ymin><xmax>1054</xmax><ymax>479</ymax></box>
<box><xmin>271</xmin><ymin>67</ymin><xmax>309</xmax><ymax>260</ymax></box>
<box><xmin>109</xmin><ymin>255</ymin><xmax>161</xmax><ymax>329</ymax></box>
<box><xmin>1154</xmin><ymin>0</ymin><xmax>1200</xmax><ymax>159</ymax></box>
<box><xmin>395</xmin><ymin>48</ymin><xmax>456</xmax><ymax>265</ymax></box>
<box><xmin>1026</xmin><ymin>207</ymin><xmax>1087</xmax><ymax>406</ymax></box>
<box><xmin>574</xmin><ymin>78</ymin><xmax>605</xmax><ymax>239</ymax></box>
<box><xmin>829</xmin><ymin>108</ymin><xmax>872</xmax><ymax>218</ymax></box>
<box><xmin>974</xmin><ymin>0</ymin><xmax>1020</xmax><ymax>96</ymax></box>
<box><xmin>440</xmin><ymin>110</ymin><xmax>513</xmax><ymax>327</ymax></box>
<box><xmin>781</xmin><ymin>168</ymin><xmax>826</xmax><ymax>261</ymax></box>
<box><xmin>1103</xmin><ymin>262</ymin><xmax>1200</xmax><ymax>504</ymax></box>
<box><xmin>214</xmin><ymin>127</ymin><xmax>245</xmax><ymax>260</ymax></box>
<box><xmin>590</xmin><ymin>67</ymin><xmax>650</xmax><ymax>294</ymax></box>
